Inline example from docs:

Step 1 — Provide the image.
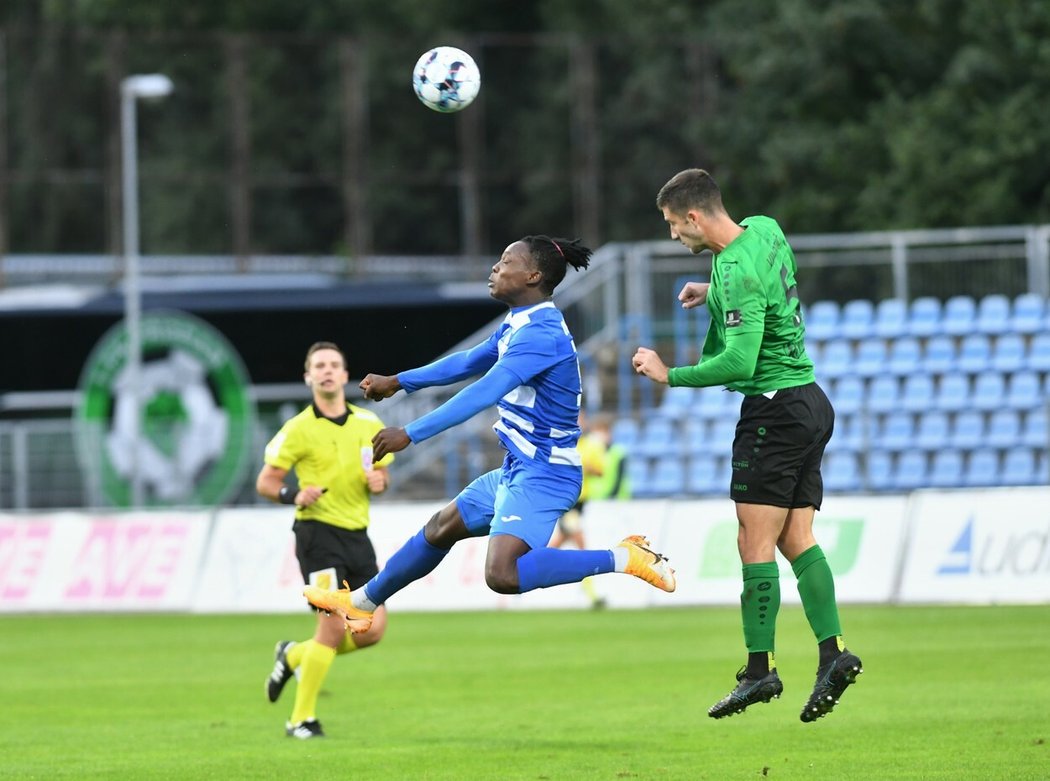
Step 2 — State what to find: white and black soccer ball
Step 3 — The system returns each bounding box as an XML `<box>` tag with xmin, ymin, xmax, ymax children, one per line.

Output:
<box><xmin>412</xmin><ymin>46</ymin><xmax>481</xmax><ymax>113</ymax></box>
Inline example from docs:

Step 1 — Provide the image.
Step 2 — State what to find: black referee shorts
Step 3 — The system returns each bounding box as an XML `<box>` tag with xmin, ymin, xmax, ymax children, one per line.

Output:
<box><xmin>293</xmin><ymin>520</ymin><xmax>379</xmax><ymax>592</ymax></box>
<box><xmin>729</xmin><ymin>382</ymin><xmax>835</xmax><ymax>510</ymax></box>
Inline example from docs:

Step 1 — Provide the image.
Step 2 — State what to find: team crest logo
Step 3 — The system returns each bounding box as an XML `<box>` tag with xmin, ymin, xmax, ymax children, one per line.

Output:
<box><xmin>74</xmin><ymin>312</ymin><xmax>257</xmax><ymax>507</ymax></box>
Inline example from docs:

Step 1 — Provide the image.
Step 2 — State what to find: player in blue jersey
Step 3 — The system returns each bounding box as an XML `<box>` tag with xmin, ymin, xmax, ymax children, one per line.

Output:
<box><xmin>304</xmin><ymin>235</ymin><xmax>675</xmax><ymax>629</ymax></box>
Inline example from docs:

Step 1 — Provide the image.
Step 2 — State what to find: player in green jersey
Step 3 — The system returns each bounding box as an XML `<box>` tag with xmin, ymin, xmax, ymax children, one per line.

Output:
<box><xmin>633</xmin><ymin>168</ymin><xmax>862</xmax><ymax>723</ymax></box>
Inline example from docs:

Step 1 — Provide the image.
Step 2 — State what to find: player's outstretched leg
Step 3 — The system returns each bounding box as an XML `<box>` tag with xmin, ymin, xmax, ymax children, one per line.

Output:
<box><xmin>708</xmin><ymin>665</ymin><xmax>784</xmax><ymax>719</ymax></box>
<box><xmin>800</xmin><ymin>649</ymin><xmax>863</xmax><ymax>723</ymax></box>
<box><xmin>303</xmin><ymin>580</ymin><xmax>374</xmax><ymax>633</ymax></box>
<box><xmin>266</xmin><ymin>640</ymin><xmax>296</xmax><ymax>703</ymax></box>
<box><xmin>616</xmin><ymin>535</ymin><xmax>676</xmax><ymax>592</ymax></box>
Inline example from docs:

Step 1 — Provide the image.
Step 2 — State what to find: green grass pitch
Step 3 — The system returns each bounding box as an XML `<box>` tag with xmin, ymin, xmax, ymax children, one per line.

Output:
<box><xmin>3</xmin><ymin>604</ymin><xmax>1048</xmax><ymax>780</ymax></box>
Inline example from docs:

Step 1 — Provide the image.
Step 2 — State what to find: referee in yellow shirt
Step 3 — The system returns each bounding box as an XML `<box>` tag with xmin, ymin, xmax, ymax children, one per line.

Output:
<box><xmin>256</xmin><ymin>341</ymin><xmax>394</xmax><ymax>739</ymax></box>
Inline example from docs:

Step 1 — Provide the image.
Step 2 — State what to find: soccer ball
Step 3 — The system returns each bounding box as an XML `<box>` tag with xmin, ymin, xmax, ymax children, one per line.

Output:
<box><xmin>412</xmin><ymin>46</ymin><xmax>481</xmax><ymax>113</ymax></box>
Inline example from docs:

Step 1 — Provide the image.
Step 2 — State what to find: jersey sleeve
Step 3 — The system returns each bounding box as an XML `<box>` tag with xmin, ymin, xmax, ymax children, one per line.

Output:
<box><xmin>398</xmin><ymin>332</ymin><xmax>500</xmax><ymax>392</ymax></box>
<box><xmin>263</xmin><ymin>420</ymin><xmax>302</xmax><ymax>471</ymax></box>
<box><xmin>721</xmin><ymin>257</ymin><xmax>767</xmax><ymax>335</ymax></box>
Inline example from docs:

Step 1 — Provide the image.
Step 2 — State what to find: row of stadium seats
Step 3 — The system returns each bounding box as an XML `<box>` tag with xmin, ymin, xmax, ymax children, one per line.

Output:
<box><xmin>804</xmin><ymin>293</ymin><xmax>1049</xmax><ymax>341</ymax></box>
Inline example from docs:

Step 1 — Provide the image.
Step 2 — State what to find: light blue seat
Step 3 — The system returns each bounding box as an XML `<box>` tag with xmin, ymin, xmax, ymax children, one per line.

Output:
<box><xmin>922</xmin><ymin>335</ymin><xmax>957</xmax><ymax>374</ymax></box>
<box><xmin>829</xmin><ymin>413</ymin><xmax>869</xmax><ymax>452</ymax></box>
<box><xmin>943</xmin><ymin>295</ymin><xmax>977</xmax><ymax>337</ymax></box>
<box><xmin>708</xmin><ymin>418</ymin><xmax>737</xmax><ymax>454</ymax></box>
<box><xmin>694</xmin><ymin>386</ymin><xmax>733</xmax><ymax>419</ymax></box>
<box><xmin>830</xmin><ymin>376</ymin><xmax>864</xmax><ymax>416</ymax></box>
<box><xmin>824</xmin><ymin>452</ymin><xmax>861</xmax><ymax>491</ymax></box>
<box><xmin>611</xmin><ymin>418</ymin><xmax>640</xmax><ymax>448</ymax></box>
<box><xmin>626</xmin><ymin>456</ymin><xmax>652</xmax><ymax>494</ymax></box>
<box><xmin>901</xmin><ymin>373</ymin><xmax>937</xmax><ymax>412</ymax></box>
<box><xmin>991</xmin><ymin>334</ymin><xmax>1026</xmax><ymax>373</ymax></box>
<box><xmin>866</xmin><ymin>375</ymin><xmax>900</xmax><ymax>414</ymax></box>
<box><xmin>804</xmin><ymin>301</ymin><xmax>841</xmax><ymax>341</ymax></box>
<box><xmin>855</xmin><ymin>339</ymin><xmax>888</xmax><ymax>378</ymax></box>
<box><xmin>687</xmin><ymin>455</ymin><xmax>722</xmax><ymax>495</ymax></box>
<box><xmin>929</xmin><ymin>449</ymin><xmax>965</xmax><ymax>488</ymax></box>
<box><xmin>648</xmin><ymin>460</ymin><xmax>687</xmax><ymax>496</ymax></box>
<box><xmin>1011</xmin><ymin>293</ymin><xmax>1046</xmax><ymax>335</ymax></box>
<box><xmin>915</xmin><ymin>411</ymin><xmax>951</xmax><ymax>450</ymax></box>
<box><xmin>1001</xmin><ymin>448</ymin><xmax>1038</xmax><ymax>486</ymax></box>
<box><xmin>964</xmin><ymin>449</ymin><xmax>1000</xmax><ymax>487</ymax></box>
<box><xmin>821</xmin><ymin>339</ymin><xmax>855</xmax><ymax>378</ymax></box>
<box><xmin>655</xmin><ymin>386</ymin><xmax>696</xmax><ymax>420</ymax></box>
<box><xmin>864</xmin><ymin>450</ymin><xmax>894</xmax><ymax>491</ymax></box>
<box><xmin>986</xmin><ymin>409</ymin><xmax>1021</xmax><ymax>449</ymax></box>
<box><xmin>876</xmin><ymin>412</ymin><xmax>915</xmax><ymax>451</ymax></box>
<box><xmin>1005</xmin><ymin>371</ymin><xmax>1042</xmax><ymax>410</ymax></box>
<box><xmin>1026</xmin><ymin>333</ymin><xmax>1050</xmax><ymax>373</ymax></box>
<box><xmin>949</xmin><ymin>410</ymin><xmax>985</xmax><ymax>449</ymax></box>
<box><xmin>873</xmin><ymin>298</ymin><xmax>908</xmax><ymax>339</ymax></box>
<box><xmin>956</xmin><ymin>334</ymin><xmax>992</xmax><ymax>373</ymax></box>
<box><xmin>887</xmin><ymin>337</ymin><xmax>922</xmax><ymax>376</ymax></box>
<box><xmin>908</xmin><ymin>297</ymin><xmax>943</xmax><ymax>338</ymax></box>
<box><xmin>892</xmin><ymin>450</ymin><xmax>929</xmax><ymax>490</ymax></box>
<box><xmin>634</xmin><ymin>418</ymin><xmax>677</xmax><ymax>457</ymax></box>
<box><xmin>681</xmin><ymin>418</ymin><xmax>710</xmax><ymax>457</ymax></box>
<box><xmin>935</xmin><ymin>374</ymin><xmax>970</xmax><ymax>412</ymax></box>
<box><xmin>1021</xmin><ymin>409</ymin><xmax>1048</xmax><ymax>449</ymax></box>
<box><xmin>971</xmin><ymin>373</ymin><xmax>1006</xmax><ymax>412</ymax></box>
<box><xmin>976</xmin><ymin>294</ymin><xmax>1012</xmax><ymax>335</ymax></box>
<box><xmin>841</xmin><ymin>299</ymin><xmax>875</xmax><ymax>340</ymax></box>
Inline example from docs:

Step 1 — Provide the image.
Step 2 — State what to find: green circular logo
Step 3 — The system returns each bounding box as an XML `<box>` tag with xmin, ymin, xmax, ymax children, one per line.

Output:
<box><xmin>74</xmin><ymin>311</ymin><xmax>257</xmax><ymax>507</ymax></box>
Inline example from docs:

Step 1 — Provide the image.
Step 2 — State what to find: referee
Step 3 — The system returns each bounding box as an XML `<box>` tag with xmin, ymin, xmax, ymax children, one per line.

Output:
<box><xmin>256</xmin><ymin>341</ymin><xmax>393</xmax><ymax>739</ymax></box>
<box><xmin>633</xmin><ymin>168</ymin><xmax>862</xmax><ymax>723</ymax></box>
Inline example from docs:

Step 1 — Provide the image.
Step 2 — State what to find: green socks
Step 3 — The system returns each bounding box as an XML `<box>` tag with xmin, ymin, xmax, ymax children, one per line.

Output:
<box><xmin>791</xmin><ymin>544</ymin><xmax>843</xmax><ymax>645</ymax></box>
<box><xmin>741</xmin><ymin>561</ymin><xmax>780</xmax><ymax>656</ymax></box>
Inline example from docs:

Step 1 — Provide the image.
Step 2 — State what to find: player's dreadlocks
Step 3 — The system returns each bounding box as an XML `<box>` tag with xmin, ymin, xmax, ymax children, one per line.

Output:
<box><xmin>522</xmin><ymin>235</ymin><xmax>592</xmax><ymax>295</ymax></box>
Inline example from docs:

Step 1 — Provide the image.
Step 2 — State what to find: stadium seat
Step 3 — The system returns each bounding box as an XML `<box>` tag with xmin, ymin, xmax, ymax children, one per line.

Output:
<box><xmin>634</xmin><ymin>418</ymin><xmax>677</xmax><ymax>457</ymax></box>
<box><xmin>875</xmin><ymin>411</ymin><xmax>915</xmax><ymax>451</ymax></box>
<box><xmin>821</xmin><ymin>339</ymin><xmax>855</xmax><ymax>378</ymax></box>
<box><xmin>942</xmin><ymin>295</ymin><xmax>977</xmax><ymax>337</ymax></box>
<box><xmin>873</xmin><ymin>298</ymin><xmax>908</xmax><ymax>339</ymax></box>
<box><xmin>891</xmin><ymin>450</ymin><xmax>928</xmax><ymax>490</ymax></box>
<box><xmin>975</xmin><ymin>294</ymin><xmax>1012</xmax><ymax>335</ymax></box>
<box><xmin>963</xmin><ymin>449</ymin><xmax>1000</xmax><ymax>487</ymax></box>
<box><xmin>1001</xmin><ymin>448</ymin><xmax>1038</xmax><ymax>486</ymax></box>
<box><xmin>655</xmin><ymin>386</ymin><xmax>695</xmax><ymax>420</ymax></box>
<box><xmin>990</xmin><ymin>334</ymin><xmax>1026</xmax><ymax>373</ymax></box>
<box><xmin>626</xmin><ymin>456</ymin><xmax>651</xmax><ymax>493</ymax></box>
<box><xmin>646</xmin><ymin>460</ymin><xmax>687</xmax><ymax>496</ymax></box>
<box><xmin>922</xmin><ymin>335</ymin><xmax>957</xmax><ymax>374</ymax></box>
<box><xmin>929</xmin><ymin>449</ymin><xmax>965</xmax><ymax>488</ymax></box>
<box><xmin>828</xmin><ymin>412</ymin><xmax>870</xmax><ymax>452</ymax></box>
<box><xmin>956</xmin><ymin>334</ymin><xmax>992</xmax><ymax>373</ymax></box>
<box><xmin>887</xmin><ymin>337</ymin><xmax>922</xmax><ymax>376</ymax></box>
<box><xmin>986</xmin><ymin>409</ymin><xmax>1021</xmax><ymax>448</ymax></box>
<box><xmin>949</xmin><ymin>410</ymin><xmax>985</xmax><ymax>450</ymax></box>
<box><xmin>901</xmin><ymin>373</ymin><xmax>937</xmax><ymax>412</ymax></box>
<box><xmin>854</xmin><ymin>339</ymin><xmax>888</xmax><ymax>378</ymax></box>
<box><xmin>611</xmin><ymin>418</ymin><xmax>640</xmax><ymax>449</ymax></box>
<box><xmin>866</xmin><ymin>375</ymin><xmax>900</xmax><ymax>414</ymax></box>
<box><xmin>1039</xmin><ymin>451</ymin><xmax>1050</xmax><ymax>483</ymax></box>
<box><xmin>831</xmin><ymin>376</ymin><xmax>865</xmax><ymax>416</ymax></box>
<box><xmin>907</xmin><ymin>297</ymin><xmax>943</xmax><ymax>338</ymax></box>
<box><xmin>1011</xmin><ymin>293</ymin><xmax>1046</xmax><ymax>335</ymax></box>
<box><xmin>687</xmin><ymin>455</ymin><xmax>722</xmax><ymax>494</ymax></box>
<box><xmin>680</xmin><ymin>418</ymin><xmax>710</xmax><ymax>457</ymax></box>
<box><xmin>935</xmin><ymin>374</ymin><xmax>970</xmax><ymax>412</ymax></box>
<box><xmin>824</xmin><ymin>451</ymin><xmax>861</xmax><ymax>492</ymax></box>
<box><xmin>1005</xmin><ymin>371</ymin><xmax>1042</xmax><ymax>411</ymax></box>
<box><xmin>1026</xmin><ymin>333</ymin><xmax>1050</xmax><ymax>373</ymax></box>
<box><xmin>804</xmin><ymin>300</ymin><xmax>840</xmax><ymax>341</ymax></box>
<box><xmin>708</xmin><ymin>418</ymin><xmax>737</xmax><ymax>453</ymax></box>
<box><xmin>864</xmin><ymin>450</ymin><xmax>894</xmax><ymax>491</ymax></box>
<box><xmin>840</xmin><ymin>299</ymin><xmax>875</xmax><ymax>339</ymax></box>
<box><xmin>915</xmin><ymin>411</ymin><xmax>951</xmax><ymax>451</ymax></box>
<box><xmin>971</xmin><ymin>373</ymin><xmax>1006</xmax><ymax>412</ymax></box>
<box><xmin>1021</xmin><ymin>409</ymin><xmax>1048</xmax><ymax>449</ymax></box>
<box><xmin>694</xmin><ymin>385</ymin><xmax>734</xmax><ymax>419</ymax></box>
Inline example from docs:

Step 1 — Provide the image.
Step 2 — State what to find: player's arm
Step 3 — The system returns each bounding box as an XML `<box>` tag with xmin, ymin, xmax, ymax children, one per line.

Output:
<box><xmin>362</xmin><ymin>338</ymin><xmax>499</xmax><ymax>401</ymax></box>
<box><xmin>666</xmin><ymin>328</ymin><xmax>762</xmax><ymax>387</ymax></box>
<box><xmin>256</xmin><ymin>463</ymin><xmax>326</xmax><ymax>507</ymax></box>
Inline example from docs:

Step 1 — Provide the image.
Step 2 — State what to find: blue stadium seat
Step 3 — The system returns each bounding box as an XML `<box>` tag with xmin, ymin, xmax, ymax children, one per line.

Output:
<box><xmin>915</xmin><ymin>411</ymin><xmax>951</xmax><ymax>450</ymax></box>
<box><xmin>922</xmin><ymin>335</ymin><xmax>957</xmax><ymax>374</ymax></box>
<box><xmin>821</xmin><ymin>339</ymin><xmax>855</xmax><ymax>378</ymax></box>
<box><xmin>1001</xmin><ymin>448</ymin><xmax>1038</xmax><ymax>486</ymax></box>
<box><xmin>634</xmin><ymin>418</ymin><xmax>677</xmax><ymax>457</ymax></box>
<box><xmin>866</xmin><ymin>375</ymin><xmax>900</xmax><ymax>414</ymax></box>
<box><xmin>708</xmin><ymin>418</ymin><xmax>737</xmax><ymax>453</ymax></box>
<box><xmin>949</xmin><ymin>410</ymin><xmax>985</xmax><ymax>450</ymax></box>
<box><xmin>1026</xmin><ymin>333</ymin><xmax>1050</xmax><ymax>373</ymax></box>
<box><xmin>907</xmin><ymin>297</ymin><xmax>943</xmax><ymax>338</ymax></box>
<box><xmin>1021</xmin><ymin>409</ymin><xmax>1048</xmax><ymax>449</ymax></box>
<box><xmin>929</xmin><ymin>449</ymin><xmax>965</xmax><ymax>488</ymax></box>
<box><xmin>647</xmin><ymin>460</ymin><xmax>687</xmax><ymax>496</ymax></box>
<box><xmin>876</xmin><ymin>412</ymin><xmax>915</xmax><ymax>451</ymax></box>
<box><xmin>831</xmin><ymin>376</ymin><xmax>865</xmax><ymax>416</ymax></box>
<box><xmin>687</xmin><ymin>455</ymin><xmax>722</xmax><ymax>494</ymax></box>
<box><xmin>873</xmin><ymin>298</ymin><xmax>908</xmax><ymax>339</ymax></box>
<box><xmin>828</xmin><ymin>413</ymin><xmax>866</xmax><ymax>452</ymax></box>
<box><xmin>804</xmin><ymin>301</ymin><xmax>841</xmax><ymax>341</ymax></box>
<box><xmin>975</xmin><ymin>294</ymin><xmax>1012</xmax><ymax>335</ymax></box>
<box><xmin>626</xmin><ymin>456</ymin><xmax>651</xmax><ymax>494</ymax></box>
<box><xmin>680</xmin><ymin>418</ymin><xmax>710</xmax><ymax>457</ymax></box>
<box><xmin>1005</xmin><ymin>371</ymin><xmax>1042</xmax><ymax>411</ymax></box>
<box><xmin>694</xmin><ymin>385</ymin><xmax>733</xmax><ymax>419</ymax></box>
<box><xmin>887</xmin><ymin>337</ymin><xmax>922</xmax><ymax>376</ymax></box>
<box><xmin>611</xmin><ymin>418</ymin><xmax>640</xmax><ymax>449</ymax></box>
<box><xmin>990</xmin><ymin>334</ymin><xmax>1026</xmax><ymax>373</ymax></box>
<box><xmin>971</xmin><ymin>373</ymin><xmax>1006</xmax><ymax>412</ymax></box>
<box><xmin>854</xmin><ymin>339</ymin><xmax>888</xmax><ymax>378</ymax></box>
<box><xmin>841</xmin><ymin>299</ymin><xmax>875</xmax><ymax>339</ymax></box>
<box><xmin>864</xmin><ymin>450</ymin><xmax>894</xmax><ymax>491</ymax></box>
<box><xmin>986</xmin><ymin>409</ymin><xmax>1021</xmax><ymax>449</ymax></box>
<box><xmin>943</xmin><ymin>295</ymin><xmax>977</xmax><ymax>337</ymax></box>
<box><xmin>964</xmin><ymin>449</ymin><xmax>1000</xmax><ymax>487</ymax></box>
<box><xmin>1011</xmin><ymin>293</ymin><xmax>1046</xmax><ymax>335</ymax></box>
<box><xmin>824</xmin><ymin>451</ymin><xmax>861</xmax><ymax>492</ymax></box>
<box><xmin>655</xmin><ymin>386</ymin><xmax>696</xmax><ymax>420</ymax></box>
<box><xmin>901</xmin><ymin>373</ymin><xmax>937</xmax><ymax>412</ymax></box>
<box><xmin>956</xmin><ymin>334</ymin><xmax>992</xmax><ymax>373</ymax></box>
<box><xmin>935</xmin><ymin>374</ymin><xmax>970</xmax><ymax>412</ymax></box>
<box><xmin>1039</xmin><ymin>451</ymin><xmax>1050</xmax><ymax>483</ymax></box>
<box><xmin>805</xmin><ymin>338</ymin><xmax>822</xmax><ymax>366</ymax></box>
<box><xmin>892</xmin><ymin>450</ymin><xmax>929</xmax><ymax>490</ymax></box>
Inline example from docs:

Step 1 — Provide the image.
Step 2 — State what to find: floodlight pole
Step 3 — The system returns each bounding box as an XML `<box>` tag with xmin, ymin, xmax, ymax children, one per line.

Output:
<box><xmin>120</xmin><ymin>74</ymin><xmax>173</xmax><ymax>508</ymax></box>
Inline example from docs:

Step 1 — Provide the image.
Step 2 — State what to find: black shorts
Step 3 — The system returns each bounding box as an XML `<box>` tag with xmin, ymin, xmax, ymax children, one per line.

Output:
<box><xmin>293</xmin><ymin>520</ymin><xmax>379</xmax><ymax>592</ymax></box>
<box><xmin>729</xmin><ymin>382</ymin><xmax>835</xmax><ymax>509</ymax></box>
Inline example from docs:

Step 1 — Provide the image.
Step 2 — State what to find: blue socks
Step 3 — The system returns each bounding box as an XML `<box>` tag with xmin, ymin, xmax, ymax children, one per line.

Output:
<box><xmin>516</xmin><ymin>548</ymin><xmax>615</xmax><ymax>593</ymax></box>
<box><xmin>363</xmin><ymin>528</ymin><xmax>449</xmax><ymax>605</ymax></box>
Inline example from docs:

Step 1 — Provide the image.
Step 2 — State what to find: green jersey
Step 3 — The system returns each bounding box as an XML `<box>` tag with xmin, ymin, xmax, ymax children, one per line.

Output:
<box><xmin>668</xmin><ymin>215</ymin><xmax>814</xmax><ymax>396</ymax></box>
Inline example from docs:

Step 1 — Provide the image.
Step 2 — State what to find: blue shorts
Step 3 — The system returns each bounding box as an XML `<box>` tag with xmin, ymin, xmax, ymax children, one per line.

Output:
<box><xmin>455</xmin><ymin>452</ymin><xmax>582</xmax><ymax>551</ymax></box>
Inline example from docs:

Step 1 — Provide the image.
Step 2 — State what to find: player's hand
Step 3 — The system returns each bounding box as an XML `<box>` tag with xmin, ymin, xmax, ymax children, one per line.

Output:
<box><xmin>678</xmin><ymin>281</ymin><xmax>710</xmax><ymax>309</ymax></box>
<box><xmin>359</xmin><ymin>374</ymin><xmax>401</xmax><ymax>401</ymax></box>
<box><xmin>365</xmin><ymin>468</ymin><xmax>387</xmax><ymax>493</ymax></box>
<box><xmin>632</xmin><ymin>347</ymin><xmax>670</xmax><ymax>384</ymax></box>
<box><xmin>296</xmin><ymin>485</ymin><xmax>327</xmax><ymax>508</ymax></box>
<box><xmin>372</xmin><ymin>427</ymin><xmax>411</xmax><ymax>461</ymax></box>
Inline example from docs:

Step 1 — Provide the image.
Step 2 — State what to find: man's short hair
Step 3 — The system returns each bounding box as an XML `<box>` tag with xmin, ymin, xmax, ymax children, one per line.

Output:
<box><xmin>656</xmin><ymin>168</ymin><xmax>723</xmax><ymax>215</ymax></box>
<box><xmin>304</xmin><ymin>341</ymin><xmax>346</xmax><ymax>370</ymax></box>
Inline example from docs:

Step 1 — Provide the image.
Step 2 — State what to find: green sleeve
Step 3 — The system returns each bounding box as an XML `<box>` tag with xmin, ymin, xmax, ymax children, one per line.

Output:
<box><xmin>667</xmin><ymin>329</ymin><xmax>762</xmax><ymax>388</ymax></box>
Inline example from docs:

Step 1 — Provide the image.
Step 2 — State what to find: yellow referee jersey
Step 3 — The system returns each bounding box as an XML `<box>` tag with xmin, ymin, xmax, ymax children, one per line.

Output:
<box><xmin>263</xmin><ymin>403</ymin><xmax>394</xmax><ymax>531</ymax></box>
